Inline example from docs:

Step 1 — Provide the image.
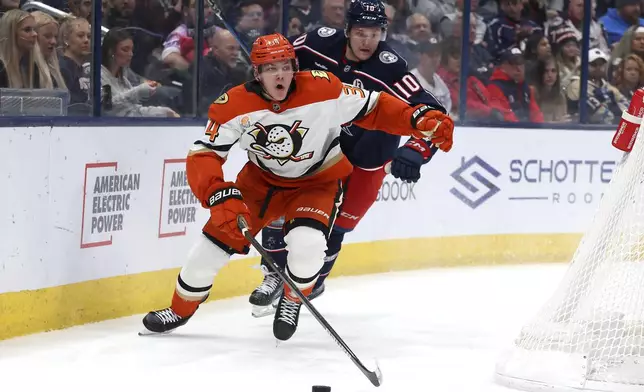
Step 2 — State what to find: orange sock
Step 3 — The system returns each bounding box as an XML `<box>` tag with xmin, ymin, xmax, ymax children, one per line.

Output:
<box><xmin>284</xmin><ymin>283</ymin><xmax>313</xmax><ymax>303</ymax></box>
<box><xmin>171</xmin><ymin>290</ymin><xmax>202</xmax><ymax>318</ymax></box>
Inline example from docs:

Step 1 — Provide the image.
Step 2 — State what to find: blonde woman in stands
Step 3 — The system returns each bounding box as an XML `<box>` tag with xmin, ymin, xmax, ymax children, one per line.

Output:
<box><xmin>0</xmin><ymin>9</ymin><xmax>55</xmax><ymax>89</ymax></box>
<box><xmin>101</xmin><ymin>28</ymin><xmax>179</xmax><ymax>117</ymax></box>
<box><xmin>58</xmin><ymin>17</ymin><xmax>90</xmax><ymax>109</ymax></box>
<box><xmin>610</xmin><ymin>26</ymin><xmax>644</xmax><ymax>68</ymax></box>
<box><xmin>31</xmin><ymin>11</ymin><xmax>66</xmax><ymax>89</ymax></box>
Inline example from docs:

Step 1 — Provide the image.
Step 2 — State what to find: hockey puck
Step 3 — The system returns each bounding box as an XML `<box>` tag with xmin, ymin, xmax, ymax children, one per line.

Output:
<box><xmin>312</xmin><ymin>386</ymin><xmax>331</xmax><ymax>392</ymax></box>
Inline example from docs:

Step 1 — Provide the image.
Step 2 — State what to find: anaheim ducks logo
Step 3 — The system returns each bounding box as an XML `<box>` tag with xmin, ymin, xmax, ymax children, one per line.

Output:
<box><xmin>248</xmin><ymin>120</ymin><xmax>314</xmax><ymax>165</ymax></box>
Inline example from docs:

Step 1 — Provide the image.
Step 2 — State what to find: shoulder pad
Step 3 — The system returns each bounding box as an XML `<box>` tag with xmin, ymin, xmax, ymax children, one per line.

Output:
<box><xmin>292</xmin><ymin>27</ymin><xmax>343</xmax><ymax>50</ymax></box>
<box><xmin>375</xmin><ymin>43</ymin><xmax>407</xmax><ymax>68</ymax></box>
<box><xmin>316</xmin><ymin>26</ymin><xmax>340</xmax><ymax>38</ymax></box>
<box><xmin>378</xmin><ymin>50</ymin><xmax>401</xmax><ymax>65</ymax></box>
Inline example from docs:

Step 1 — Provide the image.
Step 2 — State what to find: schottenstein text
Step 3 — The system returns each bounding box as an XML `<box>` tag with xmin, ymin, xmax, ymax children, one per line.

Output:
<box><xmin>509</xmin><ymin>159</ymin><xmax>616</xmax><ymax>204</ymax></box>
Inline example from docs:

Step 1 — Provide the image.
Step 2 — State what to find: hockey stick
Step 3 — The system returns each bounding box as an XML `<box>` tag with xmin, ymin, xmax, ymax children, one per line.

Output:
<box><xmin>205</xmin><ymin>0</ymin><xmax>251</xmax><ymax>58</ymax></box>
<box><xmin>237</xmin><ymin>216</ymin><xmax>383</xmax><ymax>387</ymax></box>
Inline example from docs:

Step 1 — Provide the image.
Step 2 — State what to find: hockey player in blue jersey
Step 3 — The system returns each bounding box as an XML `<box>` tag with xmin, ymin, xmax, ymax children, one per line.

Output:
<box><xmin>248</xmin><ymin>0</ymin><xmax>449</xmax><ymax>317</ymax></box>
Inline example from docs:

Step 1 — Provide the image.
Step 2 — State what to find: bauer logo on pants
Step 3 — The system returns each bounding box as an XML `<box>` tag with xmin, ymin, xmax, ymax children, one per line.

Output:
<box><xmin>158</xmin><ymin>159</ymin><xmax>202</xmax><ymax>238</ymax></box>
<box><xmin>450</xmin><ymin>156</ymin><xmax>501</xmax><ymax>209</ymax></box>
<box><xmin>80</xmin><ymin>162</ymin><xmax>141</xmax><ymax>248</ymax></box>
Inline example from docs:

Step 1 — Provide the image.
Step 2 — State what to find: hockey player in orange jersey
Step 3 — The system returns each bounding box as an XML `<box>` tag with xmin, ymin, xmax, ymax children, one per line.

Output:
<box><xmin>141</xmin><ymin>33</ymin><xmax>454</xmax><ymax>341</ymax></box>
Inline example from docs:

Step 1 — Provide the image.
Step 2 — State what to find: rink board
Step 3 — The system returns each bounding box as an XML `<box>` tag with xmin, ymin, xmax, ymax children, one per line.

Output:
<box><xmin>0</xmin><ymin>125</ymin><xmax>620</xmax><ymax>339</ymax></box>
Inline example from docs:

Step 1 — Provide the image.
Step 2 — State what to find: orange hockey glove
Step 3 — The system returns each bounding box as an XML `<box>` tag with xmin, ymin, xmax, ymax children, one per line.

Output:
<box><xmin>206</xmin><ymin>182</ymin><xmax>252</xmax><ymax>241</ymax></box>
<box><xmin>410</xmin><ymin>105</ymin><xmax>454</xmax><ymax>152</ymax></box>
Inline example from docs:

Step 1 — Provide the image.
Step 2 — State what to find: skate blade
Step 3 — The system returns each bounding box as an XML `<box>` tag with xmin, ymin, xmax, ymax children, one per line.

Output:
<box><xmin>251</xmin><ymin>305</ymin><xmax>276</xmax><ymax>318</ymax></box>
<box><xmin>138</xmin><ymin>328</ymin><xmax>173</xmax><ymax>337</ymax></box>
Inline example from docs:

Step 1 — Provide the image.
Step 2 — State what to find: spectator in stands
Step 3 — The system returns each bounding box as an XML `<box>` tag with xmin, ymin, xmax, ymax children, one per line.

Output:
<box><xmin>487</xmin><ymin>46</ymin><xmax>544</xmax><ymax>122</ymax></box>
<box><xmin>384</xmin><ymin>0</ymin><xmax>410</xmax><ymax>34</ymax></box>
<box><xmin>406</xmin><ymin>0</ymin><xmax>456</xmax><ymax>27</ymax></box>
<box><xmin>290</xmin><ymin>0</ymin><xmax>319</xmax><ymax>32</ymax></box>
<box><xmin>260</xmin><ymin>0</ymin><xmax>282</xmax><ymax>33</ymax></box>
<box><xmin>521</xmin><ymin>0</ymin><xmax>548</xmax><ymax>29</ymax></box>
<box><xmin>613</xmin><ymin>53</ymin><xmax>644</xmax><ymax>99</ymax></box>
<box><xmin>32</xmin><ymin>12</ymin><xmax>66</xmax><ymax>89</ymax></box>
<box><xmin>287</xmin><ymin>12</ymin><xmax>305</xmax><ymax>36</ymax></box>
<box><xmin>101</xmin><ymin>28</ymin><xmax>179</xmax><ymax>117</ymax></box>
<box><xmin>406</xmin><ymin>13</ymin><xmax>431</xmax><ymax>43</ymax></box>
<box><xmin>68</xmin><ymin>0</ymin><xmax>92</xmax><ymax>21</ymax></box>
<box><xmin>104</xmin><ymin>0</ymin><xmax>172</xmax><ymax>76</ymax></box>
<box><xmin>610</xmin><ymin>26</ymin><xmax>644</xmax><ymax>67</ymax></box>
<box><xmin>162</xmin><ymin>0</ymin><xmax>214</xmax><ymax>71</ymax></box>
<box><xmin>439</xmin><ymin>0</ymin><xmax>486</xmax><ymax>44</ymax></box>
<box><xmin>411</xmin><ymin>36</ymin><xmax>452</xmax><ymax>113</ymax></box>
<box><xmin>566</xmin><ymin>48</ymin><xmax>628</xmax><ymax>124</ymax></box>
<box><xmin>234</xmin><ymin>1</ymin><xmax>267</xmax><ymax>47</ymax></box>
<box><xmin>451</xmin><ymin>12</ymin><xmax>495</xmax><ymax>82</ymax></box>
<box><xmin>524</xmin><ymin>32</ymin><xmax>552</xmax><ymax>82</ymax></box>
<box><xmin>553</xmin><ymin>28</ymin><xmax>580</xmax><ymax>88</ymax></box>
<box><xmin>485</xmin><ymin>0</ymin><xmax>542</xmax><ymax>60</ymax></box>
<box><xmin>390</xmin><ymin>13</ymin><xmax>430</xmax><ymax>46</ymax></box>
<box><xmin>599</xmin><ymin>0</ymin><xmax>644</xmax><ymax>46</ymax></box>
<box><xmin>389</xmin><ymin>12</ymin><xmax>431</xmax><ymax>66</ymax></box>
<box><xmin>437</xmin><ymin>37</ymin><xmax>502</xmax><ymax>121</ymax></box>
<box><xmin>545</xmin><ymin>0</ymin><xmax>609</xmax><ymax>53</ymax></box>
<box><xmin>531</xmin><ymin>56</ymin><xmax>570</xmax><ymax>122</ymax></box>
<box><xmin>183</xmin><ymin>27</ymin><xmax>249</xmax><ymax>115</ymax></box>
<box><xmin>58</xmin><ymin>17</ymin><xmax>90</xmax><ymax>108</ymax></box>
<box><xmin>317</xmin><ymin>0</ymin><xmax>346</xmax><ymax>29</ymax></box>
<box><xmin>103</xmin><ymin>0</ymin><xmax>136</xmax><ymax>28</ymax></box>
<box><xmin>132</xmin><ymin>0</ymin><xmax>184</xmax><ymax>46</ymax></box>
<box><xmin>383</xmin><ymin>3</ymin><xmax>415</xmax><ymax>63</ymax></box>
<box><xmin>0</xmin><ymin>0</ymin><xmax>19</xmax><ymax>18</ymax></box>
<box><xmin>0</xmin><ymin>9</ymin><xmax>55</xmax><ymax>89</ymax></box>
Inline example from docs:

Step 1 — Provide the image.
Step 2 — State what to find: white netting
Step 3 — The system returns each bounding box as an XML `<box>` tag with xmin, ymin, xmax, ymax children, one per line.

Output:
<box><xmin>495</xmin><ymin>126</ymin><xmax>644</xmax><ymax>392</ymax></box>
<box><xmin>0</xmin><ymin>88</ymin><xmax>69</xmax><ymax>116</ymax></box>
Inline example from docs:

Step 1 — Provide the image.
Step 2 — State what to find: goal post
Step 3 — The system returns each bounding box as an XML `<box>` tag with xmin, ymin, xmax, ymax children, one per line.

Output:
<box><xmin>494</xmin><ymin>107</ymin><xmax>644</xmax><ymax>392</ymax></box>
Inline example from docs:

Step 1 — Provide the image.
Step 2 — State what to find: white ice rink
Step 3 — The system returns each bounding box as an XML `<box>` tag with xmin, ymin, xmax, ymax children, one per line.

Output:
<box><xmin>0</xmin><ymin>264</ymin><xmax>568</xmax><ymax>392</ymax></box>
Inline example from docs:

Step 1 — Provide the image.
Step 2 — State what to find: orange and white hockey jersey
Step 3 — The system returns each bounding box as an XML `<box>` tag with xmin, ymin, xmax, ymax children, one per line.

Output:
<box><xmin>187</xmin><ymin>70</ymin><xmax>427</xmax><ymax>204</ymax></box>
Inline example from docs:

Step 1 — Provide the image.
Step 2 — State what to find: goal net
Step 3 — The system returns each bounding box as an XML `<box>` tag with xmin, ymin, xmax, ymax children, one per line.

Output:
<box><xmin>494</xmin><ymin>131</ymin><xmax>644</xmax><ymax>392</ymax></box>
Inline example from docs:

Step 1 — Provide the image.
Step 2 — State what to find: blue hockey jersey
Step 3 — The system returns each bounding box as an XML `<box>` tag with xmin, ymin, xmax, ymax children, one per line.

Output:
<box><xmin>291</xmin><ymin>26</ymin><xmax>447</xmax><ymax>169</ymax></box>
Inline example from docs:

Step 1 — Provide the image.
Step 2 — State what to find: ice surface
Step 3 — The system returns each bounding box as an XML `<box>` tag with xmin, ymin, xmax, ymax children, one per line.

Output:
<box><xmin>0</xmin><ymin>264</ymin><xmax>567</xmax><ymax>392</ymax></box>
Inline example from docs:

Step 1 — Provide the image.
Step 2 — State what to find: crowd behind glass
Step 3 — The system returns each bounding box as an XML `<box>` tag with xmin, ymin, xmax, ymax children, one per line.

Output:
<box><xmin>0</xmin><ymin>0</ymin><xmax>638</xmax><ymax>125</ymax></box>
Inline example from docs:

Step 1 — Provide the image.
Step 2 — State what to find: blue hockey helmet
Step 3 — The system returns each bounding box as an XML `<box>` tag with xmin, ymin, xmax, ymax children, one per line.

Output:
<box><xmin>345</xmin><ymin>0</ymin><xmax>388</xmax><ymax>32</ymax></box>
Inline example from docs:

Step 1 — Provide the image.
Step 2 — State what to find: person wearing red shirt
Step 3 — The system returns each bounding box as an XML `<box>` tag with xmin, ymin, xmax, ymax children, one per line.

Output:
<box><xmin>487</xmin><ymin>46</ymin><xmax>544</xmax><ymax>123</ymax></box>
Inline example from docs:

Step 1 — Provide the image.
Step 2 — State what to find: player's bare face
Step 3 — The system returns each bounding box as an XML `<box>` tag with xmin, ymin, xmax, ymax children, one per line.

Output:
<box><xmin>347</xmin><ymin>27</ymin><xmax>382</xmax><ymax>61</ymax></box>
<box><xmin>258</xmin><ymin>60</ymin><xmax>295</xmax><ymax>101</ymax></box>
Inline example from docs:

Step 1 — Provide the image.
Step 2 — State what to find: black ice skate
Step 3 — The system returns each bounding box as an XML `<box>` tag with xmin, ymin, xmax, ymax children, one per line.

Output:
<box><xmin>140</xmin><ymin>308</ymin><xmax>191</xmax><ymax>335</ymax></box>
<box><xmin>249</xmin><ymin>265</ymin><xmax>284</xmax><ymax>317</ymax></box>
<box><xmin>273</xmin><ymin>289</ymin><xmax>303</xmax><ymax>341</ymax></box>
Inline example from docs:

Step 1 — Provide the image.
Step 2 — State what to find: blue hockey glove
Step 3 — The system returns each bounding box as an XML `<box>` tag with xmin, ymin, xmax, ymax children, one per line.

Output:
<box><xmin>390</xmin><ymin>142</ymin><xmax>428</xmax><ymax>183</ymax></box>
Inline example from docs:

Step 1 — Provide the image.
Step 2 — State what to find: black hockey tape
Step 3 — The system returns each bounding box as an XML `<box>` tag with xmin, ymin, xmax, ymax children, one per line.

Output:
<box><xmin>207</xmin><ymin>186</ymin><xmax>243</xmax><ymax>207</ymax></box>
<box><xmin>410</xmin><ymin>104</ymin><xmax>432</xmax><ymax>128</ymax></box>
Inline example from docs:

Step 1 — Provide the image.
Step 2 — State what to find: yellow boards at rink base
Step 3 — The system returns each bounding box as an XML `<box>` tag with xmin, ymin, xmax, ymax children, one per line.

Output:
<box><xmin>0</xmin><ymin>125</ymin><xmax>621</xmax><ymax>339</ymax></box>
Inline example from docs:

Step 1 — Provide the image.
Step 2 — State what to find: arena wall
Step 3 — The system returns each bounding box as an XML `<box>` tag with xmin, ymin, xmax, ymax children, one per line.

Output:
<box><xmin>0</xmin><ymin>125</ymin><xmax>621</xmax><ymax>340</ymax></box>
